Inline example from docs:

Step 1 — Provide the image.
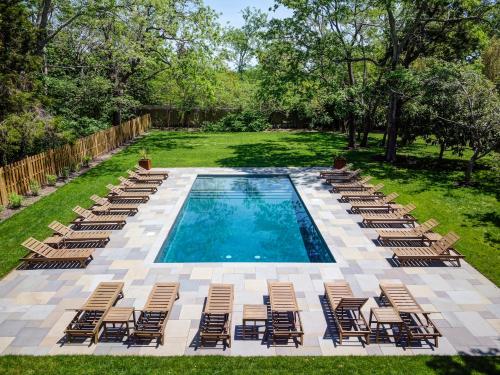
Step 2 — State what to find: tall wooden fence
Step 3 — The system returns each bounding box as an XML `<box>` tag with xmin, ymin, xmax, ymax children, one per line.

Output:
<box><xmin>0</xmin><ymin>114</ymin><xmax>151</xmax><ymax>206</ymax></box>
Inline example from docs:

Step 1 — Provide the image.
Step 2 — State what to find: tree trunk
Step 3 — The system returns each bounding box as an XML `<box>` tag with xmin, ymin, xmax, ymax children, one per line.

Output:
<box><xmin>347</xmin><ymin>113</ymin><xmax>356</xmax><ymax>149</ymax></box>
<box><xmin>360</xmin><ymin>117</ymin><xmax>373</xmax><ymax>147</ymax></box>
<box><xmin>438</xmin><ymin>142</ymin><xmax>446</xmax><ymax>161</ymax></box>
<box><xmin>385</xmin><ymin>93</ymin><xmax>401</xmax><ymax>162</ymax></box>
<box><xmin>464</xmin><ymin>150</ymin><xmax>479</xmax><ymax>183</ymax></box>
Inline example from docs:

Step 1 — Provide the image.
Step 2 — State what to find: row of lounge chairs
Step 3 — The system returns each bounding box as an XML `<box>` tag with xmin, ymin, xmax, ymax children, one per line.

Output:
<box><xmin>68</xmin><ymin>280</ymin><xmax>440</xmax><ymax>348</ymax></box>
<box><xmin>19</xmin><ymin>166</ymin><xmax>168</xmax><ymax>268</ymax></box>
<box><xmin>319</xmin><ymin>167</ymin><xmax>464</xmax><ymax>266</ymax></box>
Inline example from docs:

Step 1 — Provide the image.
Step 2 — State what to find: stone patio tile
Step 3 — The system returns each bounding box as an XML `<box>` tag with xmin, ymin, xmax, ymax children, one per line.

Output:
<box><xmin>165</xmin><ymin>319</ymin><xmax>191</xmax><ymax>338</ymax></box>
<box><xmin>179</xmin><ymin>305</ymin><xmax>203</xmax><ymax>320</ymax></box>
<box><xmin>454</xmin><ymin>312</ymin><xmax>496</xmax><ymax>337</ymax></box>
<box><xmin>10</xmin><ymin>327</ymin><xmax>49</xmax><ymax>347</ymax></box>
<box><xmin>0</xmin><ymin>320</ymin><xmax>27</xmax><ymax>336</ymax></box>
<box><xmin>447</xmin><ymin>290</ymin><xmax>490</xmax><ymax>305</ymax></box>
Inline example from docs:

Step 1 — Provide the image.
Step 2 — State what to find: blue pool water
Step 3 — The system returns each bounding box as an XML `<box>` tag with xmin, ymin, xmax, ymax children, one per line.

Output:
<box><xmin>155</xmin><ymin>175</ymin><xmax>334</xmax><ymax>263</ymax></box>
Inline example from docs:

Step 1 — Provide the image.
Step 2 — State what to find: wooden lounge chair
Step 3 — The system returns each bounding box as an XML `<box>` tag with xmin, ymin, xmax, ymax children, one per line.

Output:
<box><xmin>330</xmin><ymin>176</ymin><xmax>373</xmax><ymax>192</ymax></box>
<box><xmin>324</xmin><ymin>281</ymin><xmax>370</xmax><ymax>345</ymax></box>
<box><xmin>135</xmin><ymin>165</ymin><xmax>169</xmax><ymax>179</ymax></box>
<box><xmin>199</xmin><ymin>284</ymin><xmax>234</xmax><ymax>349</ymax></box>
<box><xmin>133</xmin><ymin>283</ymin><xmax>180</xmax><ymax>345</ymax></box>
<box><xmin>65</xmin><ymin>282</ymin><xmax>124</xmax><ymax>344</ymax></box>
<box><xmin>268</xmin><ymin>281</ymin><xmax>304</xmax><ymax>346</ymax></box>
<box><xmin>127</xmin><ymin>170</ymin><xmax>164</xmax><ymax>183</ymax></box>
<box><xmin>118</xmin><ymin>177</ymin><xmax>158</xmax><ymax>192</ymax></box>
<box><xmin>90</xmin><ymin>195</ymin><xmax>140</xmax><ymax>214</ymax></box>
<box><xmin>392</xmin><ymin>232</ymin><xmax>464</xmax><ymax>266</ymax></box>
<box><xmin>349</xmin><ymin>193</ymin><xmax>399</xmax><ymax>213</ymax></box>
<box><xmin>339</xmin><ymin>184</ymin><xmax>384</xmax><ymax>200</ymax></box>
<box><xmin>325</xmin><ymin>169</ymin><xmax>362</xmax><ymax>183</ymax></box>
<box><xmin>319</xmin><ymin>166</ymin><xmax>349</xmax><ymax>178</ymax></box>
<box><xmin>48</xmin><ymin>220</ymin><xmax>110</xmax><ymax>247</ymax></box>
<box><xmin>72</xmin><ymin>206</ymin><xmax>127</xmax><ymax>229</ymax></box>
<box><xmin>376</xmin><ymin>219</ymin><xmax>439</xmax><ymax>244</ymax></box>
<box><xmin>106</xmin><ymin>184</ymin><xmax>150</xmax><ymax>203</ymax></box>
<box><xmin>21</xmin><ymin>237</ymin><xmax>94</xmax><ymax>268</ymax></box>
<box><xmin>379</xmin><ymin>283</ymin><xmax>441</xmax><ymax>347</ymax></box>
<box><xmin>361</xmin><ymin>204</ymin><xmax>416</xmax><ymax>226</ymax></box>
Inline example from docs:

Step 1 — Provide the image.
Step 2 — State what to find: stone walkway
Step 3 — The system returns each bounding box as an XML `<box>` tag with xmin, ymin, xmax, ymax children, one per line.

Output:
<box><xmin>0</xmin><ymin>167</ymin><xmax>498</xmax><ymax>356</ymax></box>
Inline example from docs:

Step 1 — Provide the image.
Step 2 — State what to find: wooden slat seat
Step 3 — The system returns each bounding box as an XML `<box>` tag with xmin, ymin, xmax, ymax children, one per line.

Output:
<box><xmin>106</xmin><ymin>184</ymin><xmax>151</xmax><ymax>202</ymax></box>
<box><xmin>330</xmin><ymin>176</ymin><xmax>373</xmax><ymax>192</ymax></box>
<box><xmin>379</xmin><ymin>282</ymin><xmax>441</xmax><ymax>347</ymax></box>
<box><xmin>340</xmin><ymin>184</ymin><xmax>384</xmax><ymax>200</ymax></box>
<box><xmin>118</xmin><ymin>177</ymin><xmax>158</xmax><ymax>192</ymax></box>
<box><xmin>350</xmin><ymin>193</ymin><xmax>399</xmax><ymax>213</ymax></box>
<box><xmin>48</xmin><ymin>220</ymin><xmax>110</xmax><ymax>247</ymax></box>
<box><xmin>135</xmin><ymin>165</ymin><xmax>169</xmax><ymax>179</ymax></box>
<box><xmin>65</xmin><ymin>282</ymin><xmax>124</xmax><ymax>344</ymax></box>
<box><xmin>392</xmin><ymin>232</ymin><xmax>463</xmax><ymax>266</ymax></box>
<box><xmin>361</xmin><ymin>204</ymin><xmax>416</xmax><ymax>225</ymax></box>
<box><xmin>90</xmin><ymin>195</ymin><xmax>140</xmax><ymax>214</ymax></box>
<box><xmin>133</xmin><ymin>283</ymin><xmax>180</xmax><ymax>345</ymax></box>
<box><xmin>127</xmin><ymin>170</ymin><xmax>165</xmax><ymax>183</ymax></box>
<box><xmin>268</xmin><ymin>281</ymin><xmax>304</xmax><ymax>346</ymax></box>
<box><xmin>325</xmin><ymin>169</ymin><xmax>362</xmax><ymax>183</ymax></box>
<box><xmin>199</xmin><ymin>284</ymin><xmax>234</xmax><ymax>349</ymax></box>
<box><xmin>324</xmin><ymin>281</ymin><xmax>370</xmax><ymax>345</ymax></box>
<box><xmin>376</xmin><ymin>219</ymin><xmax>439</xmax><ymax>244</ymax></box>
<box><xmin>72</xmin><ymin>206</ymin><xmax>127</xmax><ymax>229</ymax></box>
<box><xmin>21</xmin><ymin>237</ymin><xmax>94</xmax><ymax>268</ymax></box>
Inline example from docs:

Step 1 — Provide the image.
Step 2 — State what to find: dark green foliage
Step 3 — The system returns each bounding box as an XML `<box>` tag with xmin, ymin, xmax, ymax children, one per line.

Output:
<box><xmin>202</xmin><ymin>110</ymin><xmax>271</xmax><ymax>132</ymax></box>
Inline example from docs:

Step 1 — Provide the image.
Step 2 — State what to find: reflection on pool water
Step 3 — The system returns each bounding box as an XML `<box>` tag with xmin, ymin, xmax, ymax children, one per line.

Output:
<box><xmin>155</xmin><ymin>175</ymin><xmax>335</xmax><ymax>263</ymax></box>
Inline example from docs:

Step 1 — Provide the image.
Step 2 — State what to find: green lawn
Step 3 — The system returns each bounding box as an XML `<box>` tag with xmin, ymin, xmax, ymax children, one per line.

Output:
<box><xmin>0</xmin><ymin>130</ymin><xmax>498</xmax><ymax>284</ymax></box>
<box><xmin>0</xmin><ymin>355</ymin><xmax>498</xmax><ymax>374</ymax></box>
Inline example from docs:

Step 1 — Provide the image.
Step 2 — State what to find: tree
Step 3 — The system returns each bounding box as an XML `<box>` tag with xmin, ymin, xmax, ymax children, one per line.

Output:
<box><xmin>225</xmin><ymin>7</ymin><xmax>267</xmax><ymax>73</ymax></box>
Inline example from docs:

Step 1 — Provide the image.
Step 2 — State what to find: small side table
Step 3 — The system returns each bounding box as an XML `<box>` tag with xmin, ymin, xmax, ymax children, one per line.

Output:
<box><xmin>242</xmin><ymin>304</ymin><xmax>268</xmax><ymax>339</ymax></box>
<box><xmin>102</xmin><ymin>307</ymin><xmax>135</xmax><ymax>340</ymax></box>
<box><xmin>369</xmin><ymin>307</ymin><xmax>403</xmax><ymax>343</ymax></box>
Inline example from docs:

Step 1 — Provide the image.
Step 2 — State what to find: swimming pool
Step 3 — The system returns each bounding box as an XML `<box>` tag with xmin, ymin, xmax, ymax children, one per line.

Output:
<box><xmin>155</xmin><ymin>175</ymin><xmax>334</xmax><ymax>263</ymax></box>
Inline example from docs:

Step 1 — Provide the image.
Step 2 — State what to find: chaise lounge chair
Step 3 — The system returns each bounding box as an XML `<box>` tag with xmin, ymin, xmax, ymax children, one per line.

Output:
<box><xmin>325</xmin><ymin>169</ymin><xmax>362</xmax><ymax>183</ymax></box>
<box><xmin>90</xmin><ymin>195</ymin><xmax>140</xmax><ymax>214</ymax></box>
<box><xmin>379</xmin><ymin>283</ymin><xmax>441</xmax><ymax>347</ymax></box>
<box><xmin>361</xmin><ymin>204</ymin><xmax>416</xmax><ymax>226</ymax></box>
<box><xmin>324</xmin><ymin>281</ymin><xmax>370</xmax><ymax>345</ymax></box>
<box><xmin>118</xmin><ymin>177</ymin><xmax>158</xmax><ymax>192</ymax></box>
<box><xmin>21</xmin><ymin>237</ymin><xmax>94</xmax><ymax>268</ymax></box>
<box><xmin>268</xmin><ymin>281</ymin><xmax>304</xmax><ymax>346</ymax></box>
<box><xmin>319</xmin><ymin>166</ymin><xmax>350</xmax><ymax>178</ymax></box>
<box><xmin>330</xmin><ymin>176</ymin><xmax>373</xmax><ymax>192</ymax></box>
<box><xmin>340</xmin><ymin>183</ymin><xmax>384</xmax><ymax>200</ymax></box>
<box><xmin>106</xmin><ymin>184</ymin><xmax>150</xmax><ymax>203</ymax></box>
<box><xmin>133</xmin><ymin>283</ymin><xmax>180</xmax><ymax>345</ymax></box>
<box><xmin>135</xmin><ymin>165</ymin><xmax>169</xmax><ymax>179</ymax></box>
<box><xmin>376</xmin><ymin>219</ymin><xmax>439</xmax><ymax>244</ymax></box>
<box><xmin>47</xmin><ymin>220</ymin><xmax>110</xmax><ymax>247</ymax></box>
<box><xmin>199</xmin><ymin>284</ymin><xmax>234</xmax><ymax>349</ymax></box>
<box><xmin>65</xmin><ymin>282</ymin><xmax>124</xmax><ymax>344</ymax></box>
<box><xmin>127</xmin><ymin>170</ymin><xmax>164</xmax><ymax>183</ymax></box>
<box><xmin>72</xmin><ymin>206</ymin><xmax>127</xmax><ymax>229</ymax></box>
<box><xmin>349</xmin><ymin>193</ymin><xmax>399</xmax><ymax>213</ymax></box>
<box><xmin>392</xmin><ymin>231</ymin><xmax>464</xmax><ymax>266</ymax></box>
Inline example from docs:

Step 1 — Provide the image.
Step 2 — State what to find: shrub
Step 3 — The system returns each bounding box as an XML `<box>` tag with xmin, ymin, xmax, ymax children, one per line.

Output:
<box><xmin>139</xmin><ymin>148</ymin><xmax>150</xmax><ymax>160</ymax></box>
<box><xmin>0</xmin><ymin>205</ymin><xmax>4</xmax><ymax>213</ymax></box>
<box><xmin>8</xmin><ymin>193</ymin><xmax>23</xmax><ymax>209</ymax></box>
<box><xmin>82</xmin><ymin>155</ymin><xmax>92</xmax><ymax>167</ymax></box>
<box><xmin>46</xmin><ymin>174</ymin><xmax>57</xmax><ymax>186</ymax></box>
<box><xmin>29</xmin><ymin>180</ymin><xmax>41</xmax><ymax>196</ymax></box>
<box><xmin>202</xmin><ymin>110</ymin><xmax>271</xmax><ymax>132</ymax></box>
<box><xmin>61</xmin><ymin>167</ymin><xmax>70</xmax><ymax>179</ymax></box>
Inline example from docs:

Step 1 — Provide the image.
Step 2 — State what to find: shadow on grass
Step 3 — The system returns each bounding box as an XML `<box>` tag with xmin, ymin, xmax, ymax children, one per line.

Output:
<box><xmin>426</xmin><ymin>349</ymin><xmax>499</xmax><ymax>374</ymax></box>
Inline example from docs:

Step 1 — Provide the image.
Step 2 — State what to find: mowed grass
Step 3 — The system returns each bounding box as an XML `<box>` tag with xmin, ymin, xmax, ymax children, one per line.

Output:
<box><xmin>0</xmin><ymin>131</ymin><xmax>498</xmax><ymax>285</ymax></box>
<box><xmin>0</xmin><ymin>355</ymin><xmax>498</xmax><ymax>375</ymax></box>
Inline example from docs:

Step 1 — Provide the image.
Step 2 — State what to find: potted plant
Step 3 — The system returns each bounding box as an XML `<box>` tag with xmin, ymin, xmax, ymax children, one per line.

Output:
<box><xmin>332</xmin><ymin>153</ymin><xmax>347</xmax><ymax>169</ymax></box>
<box><xmin>138</xmin><ymin>149</ymin><xmax>152</xmax><ymax>170</ymax></box>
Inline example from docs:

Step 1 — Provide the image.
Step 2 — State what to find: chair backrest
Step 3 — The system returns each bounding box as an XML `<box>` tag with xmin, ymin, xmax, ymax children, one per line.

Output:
<box><xmin>379</xmin><ymin>282</ymin><xmax>422</xmax><ymax>313</ymax></box>
<box><xmin>381</xmin><ymin>192</ymin><xmax>399</xmax><ymax>204</ymax></box>
<box><xmin>336</xmin><ymin>297</ymin><xmax>369</xmax><ymax>311</ymax></box>
<box><xmin>90</xmin><ymin>195</ymin><xmax>109</xmax><ymax>206</ymax></box>
<box><xmin>268</xmin><ymin>281</ymin><xmax>299</xmax><ymax>312</ymax></box>
<box><xmin>118</xmin><ymin>176</ymin><xmax>132</xmax><ymax>186</ymax></box>
<box><xmin>324</xmin><ymin>281</ymin><xmax>353</xmax><ymax>310</ymax></box>
<box><xmin>431</xmin><ymin>232</ymin><xmax>460</xmax><ymax>254</ymax></box>
<box><xmin>136</xmin><ymin>165</ymin><xmax>146</xmax><ymax>173</ymax></box>
<box><xmin>349</xmin><ymin>169</ymin><xmax>361</xmax><ymax>177</ymax></box>
<box><xmin>394</xmin><ymin>203</ymin><xmax>416</xmax><ymax>216</ymax></box>
<box><xmin>204</xmin><ymin>284</ymin><xmax>234</xmax><ymax>314</ymax></box>
<box><xmin>127</xmin><ymin>170</ymin><xmax>139</xmax><ymax>178</ymax></box>
<box><xmin>144</xmin><ymin>283</ymin><xmax>180</xmax><ymax>312</ymax></box>
<box><xmin>414</xmin><ymin>219</ymin><xmax>439</xmax><ymax>235</ymax></box>
<box><xmin>106</xmin><ymin>184</ymin><xmax>122</xmax><ymax>194</ymax></box>
<box><xmin>73</xmin><ymin>206</ymin><xmax>92</xmax><ymax>219</ymax></box>
<box><xmin>48</xmin><ymin>220</ymin><xmax>72</xmax><ymax>236</ymax></box>
<box><xmin>21</xmin><ymin>237</ymin><xmax>54</xmax><ymax>257</ymax></box>
<box><xmin>82</xmin><ymin>282</ymin><xmax>124</xmax><ymax>311</ymax></box>
<box><xmin>360</xmin><ymin>176</ymin><xmax>372</xmax><ymax>184</ymax></box>
<box><xmin>369</xmin><ymin>183</ymin><xmax>384</xmax><ymax>193</ymax></box>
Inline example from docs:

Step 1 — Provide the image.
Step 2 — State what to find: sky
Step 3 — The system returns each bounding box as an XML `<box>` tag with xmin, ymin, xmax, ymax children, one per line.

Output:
<box><xmin>204</xmin><ymin>0</ymin><xmax>292</xmax><ymax>28</ymax></box>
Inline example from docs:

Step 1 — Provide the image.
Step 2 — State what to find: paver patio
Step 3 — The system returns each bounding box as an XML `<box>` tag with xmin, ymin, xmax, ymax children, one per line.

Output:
<box><xmin>0</xmin><ymin>168</ymin><xmax>498</xmax><ymax>356</ymax></box>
